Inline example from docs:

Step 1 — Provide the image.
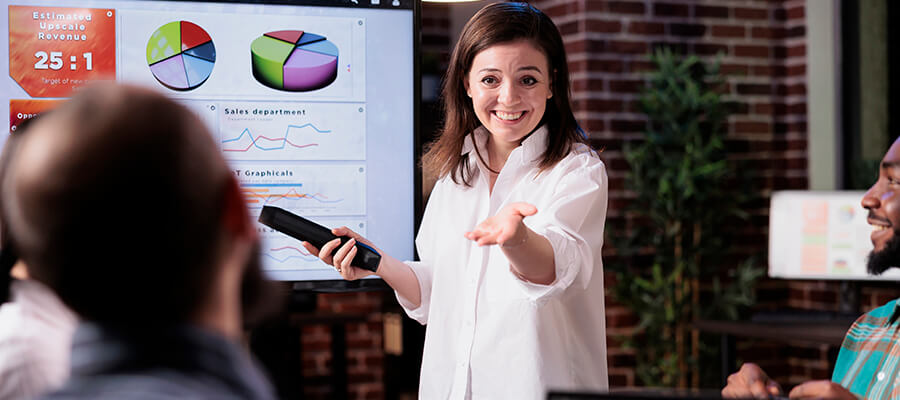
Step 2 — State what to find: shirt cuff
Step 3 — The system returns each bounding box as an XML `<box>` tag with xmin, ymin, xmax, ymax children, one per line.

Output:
<box><xmin>394</xmin><ymin>261</ymin><xmax>430</xmax><ymax>325</ymax></box>
<box><xmin>511</xmin><ymin>226</ymin><xmax>584</xmax><ymax>306</ymax></box>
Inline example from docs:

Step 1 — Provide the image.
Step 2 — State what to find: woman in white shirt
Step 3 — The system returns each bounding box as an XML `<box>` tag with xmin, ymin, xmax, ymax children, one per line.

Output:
<box><xmin>305</xmin><ymin>3</ymin><xmax>608</xmax><ymax>398</ymax></box>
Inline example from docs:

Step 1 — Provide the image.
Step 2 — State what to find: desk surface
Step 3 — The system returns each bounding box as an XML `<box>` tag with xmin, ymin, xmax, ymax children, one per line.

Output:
<box><xmin>694</xmin><ymin>319</ymin><xmax>852</xmax><ymax>346</ymax></box>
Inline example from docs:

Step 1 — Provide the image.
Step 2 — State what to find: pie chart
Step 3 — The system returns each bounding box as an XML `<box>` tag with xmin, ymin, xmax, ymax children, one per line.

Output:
<box><xmin>146</xmin><ymin>21</ymin><xmax>216</xmax><ymax>91</ymax></box>
<box><xmin>251</xmin><ymin>30</ymin><xmax>338</xmax><ymax>92</ymax></box>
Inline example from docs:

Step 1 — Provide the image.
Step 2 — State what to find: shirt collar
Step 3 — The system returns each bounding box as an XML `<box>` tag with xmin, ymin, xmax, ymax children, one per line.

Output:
<box><xmin>460</xmin><ymin>125</ymin><xmax>549</xmax><ymax>165</ymax></box>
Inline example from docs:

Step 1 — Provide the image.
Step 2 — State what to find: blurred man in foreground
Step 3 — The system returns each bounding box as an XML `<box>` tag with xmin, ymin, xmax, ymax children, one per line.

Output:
<box><xmin>723</xmin><ymin>137</ymin><xmax>900</xmax><ymax>399</ymax></box>
<box><xmin>0</xmin><ymin>83</ymin><xmax>278</xmax><ymax>399</ymax></box>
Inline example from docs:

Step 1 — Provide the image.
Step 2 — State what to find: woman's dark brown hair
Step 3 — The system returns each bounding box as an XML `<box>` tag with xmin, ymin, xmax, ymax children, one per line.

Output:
<box><xmin>422</xmin><ymin>2</ymin><xmax>588</xmax><ymax>186</ymax></box>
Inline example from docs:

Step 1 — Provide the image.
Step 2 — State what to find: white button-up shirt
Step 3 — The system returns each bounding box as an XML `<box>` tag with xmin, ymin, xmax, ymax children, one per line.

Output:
<box><xmin>397</xmin><ymin>125</ymin><xmax>609</xmax><ymax>399</ymax></box>
<box><xmin>0</xmin><ymin>279</ymin><xmax>78</xmax><ymax>400</ymax></box>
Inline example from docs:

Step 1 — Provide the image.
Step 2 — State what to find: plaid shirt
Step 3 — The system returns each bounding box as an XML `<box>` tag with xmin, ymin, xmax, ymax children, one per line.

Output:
<box><xmin>832</xmin><ymin>298</ymin><xmax>900</xmax><ymax>399</ymax></box>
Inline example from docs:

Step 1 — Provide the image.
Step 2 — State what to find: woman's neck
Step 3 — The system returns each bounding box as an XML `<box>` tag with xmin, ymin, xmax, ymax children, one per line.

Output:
<box><xmin>486</xmin><ymin>136</ymin><xmax>518</xmax><ymax>173</ymax></box>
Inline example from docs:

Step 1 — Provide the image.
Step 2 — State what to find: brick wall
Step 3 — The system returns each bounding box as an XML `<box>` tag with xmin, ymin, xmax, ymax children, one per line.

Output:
<box><xmin>526</xmin><ymin>0</ymin><xmax>900</xmax><ymax>389</ymax></box>
<box><xmin>298</xmin><ymin>292</ymin><xmax>386</xmax><ymax>400</ymax></box>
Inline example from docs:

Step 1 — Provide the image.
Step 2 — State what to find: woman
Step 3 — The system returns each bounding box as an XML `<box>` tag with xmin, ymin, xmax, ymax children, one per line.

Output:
<box><xmin>305</xmin><ymin>3</ymin><xmax>608</xmax><ymax>398</ymax></box>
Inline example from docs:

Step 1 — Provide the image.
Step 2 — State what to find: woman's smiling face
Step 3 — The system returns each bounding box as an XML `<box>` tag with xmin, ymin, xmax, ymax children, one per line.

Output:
<box><xmin>465</xmin><ymin>40</ymin><xmax>552</xmax><ymax>147</ymax></box>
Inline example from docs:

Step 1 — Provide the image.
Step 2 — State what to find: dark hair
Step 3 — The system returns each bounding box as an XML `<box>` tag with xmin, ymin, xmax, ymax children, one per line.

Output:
<box><xmin>1</xmin><ymin>84</ymin><xmax>234</xmax><ymax>325</ymax></box>
<box><xmin>422</xmin><ymin>2</ymin><xmax>588</xmax><ymax>185</ymax></box>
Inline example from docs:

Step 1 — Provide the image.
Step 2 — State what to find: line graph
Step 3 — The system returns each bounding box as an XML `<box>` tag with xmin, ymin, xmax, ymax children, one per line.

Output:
<box><xmin>236</xmin><ymin>163</ymin><xmax>365</xmax><ymax>216</ymax></box>
<box><xmin>243</xmin><ymin>184</ymin><xmax>344</xmax><ymax>210</ymax></box>
<box><xmin>219</xmin><ymin>101</ymin><xmax>365</xmax><ymax>161</ymax></box>
<box><xmin>259</xmin><ymin>217</ymin><xmax>367</xmax><ymax>270</ymax></box>
<box><xmin>222</xmin><ymin>123</ymin><xmax>330</xmax><ymax>152</ymax></box>
<box><xmin>264</xmin><ymin>246</ymin><xmax>318</xmax><ymax>263</ymax></box>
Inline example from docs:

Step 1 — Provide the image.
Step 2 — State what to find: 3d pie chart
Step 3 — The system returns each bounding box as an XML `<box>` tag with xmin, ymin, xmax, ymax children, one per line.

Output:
<box><xmin>251</xmin><ymin>30</ymin><xmax>338</xmax><ymax>92</ymax></box>
<box><xmin>146</xmin><ymin>21</ymin><xmax>216</xmax><ymax>91</ymax></box>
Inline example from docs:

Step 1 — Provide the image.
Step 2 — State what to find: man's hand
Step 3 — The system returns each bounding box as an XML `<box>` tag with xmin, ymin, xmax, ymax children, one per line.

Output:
<box><xmin>722</xmin><ymin>363</ymin><xmax>783</xmax><ymax>399</ymax></box>
<box><xmin>789</xmin><ymin>380</ymin><xmax>856</xmax><ymax>399</ymax></box>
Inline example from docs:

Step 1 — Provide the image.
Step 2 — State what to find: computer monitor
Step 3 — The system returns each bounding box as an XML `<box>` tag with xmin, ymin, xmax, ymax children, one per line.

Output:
<box><xmin>1</xmin><ymin>0</ymin><xmax>418</xmax><ymax>285</ymax></box>
<box><xmin>768</xmin><ymin>190</ymin><xmax>900</xmax><ymax>280</ymax></box>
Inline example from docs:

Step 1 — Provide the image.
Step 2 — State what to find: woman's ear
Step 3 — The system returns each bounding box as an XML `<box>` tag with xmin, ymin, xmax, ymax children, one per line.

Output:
<box><xmin>548</xmin><ymin>69</ymin><xmax>556</xmax><ymax>99</ymax></box>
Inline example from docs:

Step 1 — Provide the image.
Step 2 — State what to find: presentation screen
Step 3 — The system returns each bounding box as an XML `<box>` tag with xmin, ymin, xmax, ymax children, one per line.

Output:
<box><xmin>1</xmin><ymin>0</ymin><xmax>417</xmax><ymax>283</ymax></box>
<box><xmin>769</xmin><ymin>191</ymin><xmax>900</xmax><ymax>280</ymax></box>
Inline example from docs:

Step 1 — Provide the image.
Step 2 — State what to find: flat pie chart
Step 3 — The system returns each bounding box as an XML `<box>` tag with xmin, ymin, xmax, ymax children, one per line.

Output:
<box><xmin>251</xmin><ymin>30</ymin><xmax>338</xmax><ymax>91</ymax></box>
<box><xmin>146</xmin><ymin>21</ymin><xmax>216</xmax><ymax>91</ymax></box>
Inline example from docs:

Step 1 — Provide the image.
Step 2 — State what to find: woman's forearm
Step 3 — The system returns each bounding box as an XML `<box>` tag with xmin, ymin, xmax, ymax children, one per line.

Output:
<box><xmin>376</xmin><ymin>254</ymin><xmax>422</xmax><ymax>307</ymax></box>
<box><xmin>502</xmin><ymin>227</ymin><xmax>555</xmax><ymax>285</ymax></box>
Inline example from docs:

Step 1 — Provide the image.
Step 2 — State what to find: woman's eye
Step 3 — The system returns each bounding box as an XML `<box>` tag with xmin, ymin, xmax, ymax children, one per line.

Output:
<box><xmin>481</xmin><ymin>76</ymin><xmax>497</xmax><ymax>85</ymax></box>
<box><xmin>521</xmin><ymin>76</ymin><xmax>537</xmax><ymax>86</ymax></box>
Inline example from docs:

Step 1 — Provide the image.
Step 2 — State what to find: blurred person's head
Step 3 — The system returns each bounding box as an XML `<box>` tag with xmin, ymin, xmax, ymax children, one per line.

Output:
<box><xmin>862</xmin><ymin>137</ymin><xmax>900</xmax><ymax>275</ymax></box>
<box><xmin>0</xmin><ymin>115</ymin><xmax>41</xmax><ymax>302</ymax></box>
<box><xmin>423</xmin><ymin>2</ymin><xmax>588</xmax><ymax>185</ymax></box>
<box><xmin>0</xmin><ymin>83</ymin><xmax>276</xmax><ymax>336</ymax></box>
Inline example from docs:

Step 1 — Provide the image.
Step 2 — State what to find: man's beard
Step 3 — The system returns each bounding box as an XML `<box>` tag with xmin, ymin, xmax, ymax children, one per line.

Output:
<box><xmin>867</xmin><ymin>230</ymin><xmax>900</xmax><ymax>275</ymax></box>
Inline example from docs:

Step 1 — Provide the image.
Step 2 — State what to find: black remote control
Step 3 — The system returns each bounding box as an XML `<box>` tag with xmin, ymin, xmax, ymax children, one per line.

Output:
<box><xmin>258</xmin><ymin>206</ymin><xmax>381</xmax><ymax>272</ymax></box>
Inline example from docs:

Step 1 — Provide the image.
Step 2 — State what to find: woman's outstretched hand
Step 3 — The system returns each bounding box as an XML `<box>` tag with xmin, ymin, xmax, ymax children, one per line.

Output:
<box><xmin>465</xmin><ymin>202</ymin><xmax>537</xmax><ymax>247</ymax></box>
<box><xmin>301</xmin><ymin>226</ymin><xmax>380</xmax><ymax>280</ymax></box>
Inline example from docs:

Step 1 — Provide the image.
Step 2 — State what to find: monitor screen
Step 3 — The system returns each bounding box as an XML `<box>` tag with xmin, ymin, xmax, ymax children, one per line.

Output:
<box><xmin>1</xmin><ymin>0</ymin><xmax>417</xmax><ymax>283</ymax></box>
<box><xmin>768</xmin><ymin>190</ymin><xmax>900</xmax><ymax>280</ymax></box>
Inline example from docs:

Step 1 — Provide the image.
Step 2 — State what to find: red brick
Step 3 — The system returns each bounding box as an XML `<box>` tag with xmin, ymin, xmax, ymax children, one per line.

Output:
<box><xmin>609</xmin><ymin>353</ymin><xmax>637</xmax><ymax>367</ymax></box>
<box><xmin>607</xmin><ymin>311</ymin><xmax>640</xmax><ymax>327</ymax></box>
<box><xmin>735</xmin><ymin>45</ymin><xmax>769</xmax><ymax>58</ymax></box>
<box><xmin>585</xmin><ymin>99</ymin><xmax>624</xmax><ymax>112</ymax></box>
<box><xmin>787</xmin><ymin>64</ymin><xmax>806</xmax><ymax>76</ymax></box>
<box><xmin>712</xmin><ymin>25</ymin><xmax>746</xmax><ymax>38</ymax></box>
<box><xmin>752</xmin><ymin>27</ymin><xmax>786</xmax><ymax>39</ymax></box>
<box><xmin>693</xmin><ymin>43</ymin><xmax>728</xmax><ymax>56</ymax></box>
<box><xmin>629</xmin><ymin>21</ymin><xmax>665</xmax><ymax>35</ymax></box>
<box><xmin>588</xmin><ymin>59</ymin><xmax>625</xmax><ymax>73</ymax></box>
<box><xmin>751</xmin><ymin>65</ymin><xmax>786</xmax><ymax>77</ymax></box>
<box><xmin>586</xmin><ymin>19</ymin><xmax>623</xmax><ymax>33</ymax></box>
<box><xmin>609</xmin><ymin>40</ymin><xmax>648</xmax><ymax>54</ymax></box>
<box><xmin>559</xmin><ymin>20</ymin><xmax>578</xmax><ymax>35</ymax></box>
<box><xmin>720</xmin><ymin>63</ymin><xmax>749</xmax><ymax>75</ymax></box>
<box><xmin>774</xmin><ymin>8</ymin><xmax>787</xmax><ymax>21</ymax></box>
<box><xmin>734</xmin><ymin>121</ymin><xmax>770</xmax><ymax>134</ymax></box>
<box><xmin>608</xmin><ymin>1</ymin><xmax>645</xmax><ymax>15</ymax></box>
<box><xmin>610</xmin><ymin>79</ymin><xmax>643</xmax><ymax>93</ymax></box>
<box><xmin>737</xmin><ymin>83</ymin><xmax>771</xmax><ymax>95</ymax></box>
<box><xmin>786</xmin><ymin>83</ymin><xmax>806</xmax><ymax>96</ymax></box>
<box><xmin>787</xmin><ymin>5</ymin><xmax>805</xmax><ymax>19</ymax></box>
<box><xmin>669</xmin><ymin>23</ymin><xmax>706</xmax><ymax>37</ymax></box>
<box><xmin>695</xmin><ymin>5</ymin><xmax>729</xmax><ymax>18</ymax></box>
<box><xmin>611</xmin><ymin>119</ymin><xmax>646</xmax><ymax>133</ymax></box>
<box><xmin>788</xmin><ymin>102</ymin><xmax>807</xmax><ymax>114</ymax></box>
<box><xmin>582</xmin><ymin>118</ymin><xmax>605</xmax><ymax>132</ymax></box>
<box><xmin>573</xmin><ymin>78</ymin><xmax>605</xmax><ymax>92</ymax></box>
<box><xmin>566</xmin><ymin>39</ymin><xmax>606</xmax><ymax>54</ymax></box>
<box><xmin>788</xmin><ymin>45</ymin><xmax>806</xmax><ymax>57</ymax></box>
<box><xmin>609</xmin><ymin>372</ymin><xmax>630</xmax><ymax>387</ymax></box>
<box><xmin>654</xmin><ymin>2</ymin><xmax>689</xmax><ymax>17</ymax></box>
<box><xmin>629</xmin><ymin>60</ymin><xmax>656</xmax><ymax>72</ymax></box>
<box><xmin>734</xmin><ymin>7</ymin><xmax>768</xmax><ymax>20</ymax></box>
<box><xmin>626</xmin><ymin>100</ymin><xmax>641</xmax><ymax>113</ymax></box>
<box><xmin>544</xmin><ymin>3</ymin><xmax>574</xmax><ymax>18</ymax></box>
<box><xmin>788</xmin><ymin>26</ymin><xmax>806</xmax><ymax>38</ymax></box>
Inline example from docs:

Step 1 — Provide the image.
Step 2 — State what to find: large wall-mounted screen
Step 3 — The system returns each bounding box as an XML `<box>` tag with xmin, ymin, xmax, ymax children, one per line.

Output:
<box><xmin>1</xmin><ymin>0</ymin><xmax>417</xmax><ymax>283</ymax></box>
